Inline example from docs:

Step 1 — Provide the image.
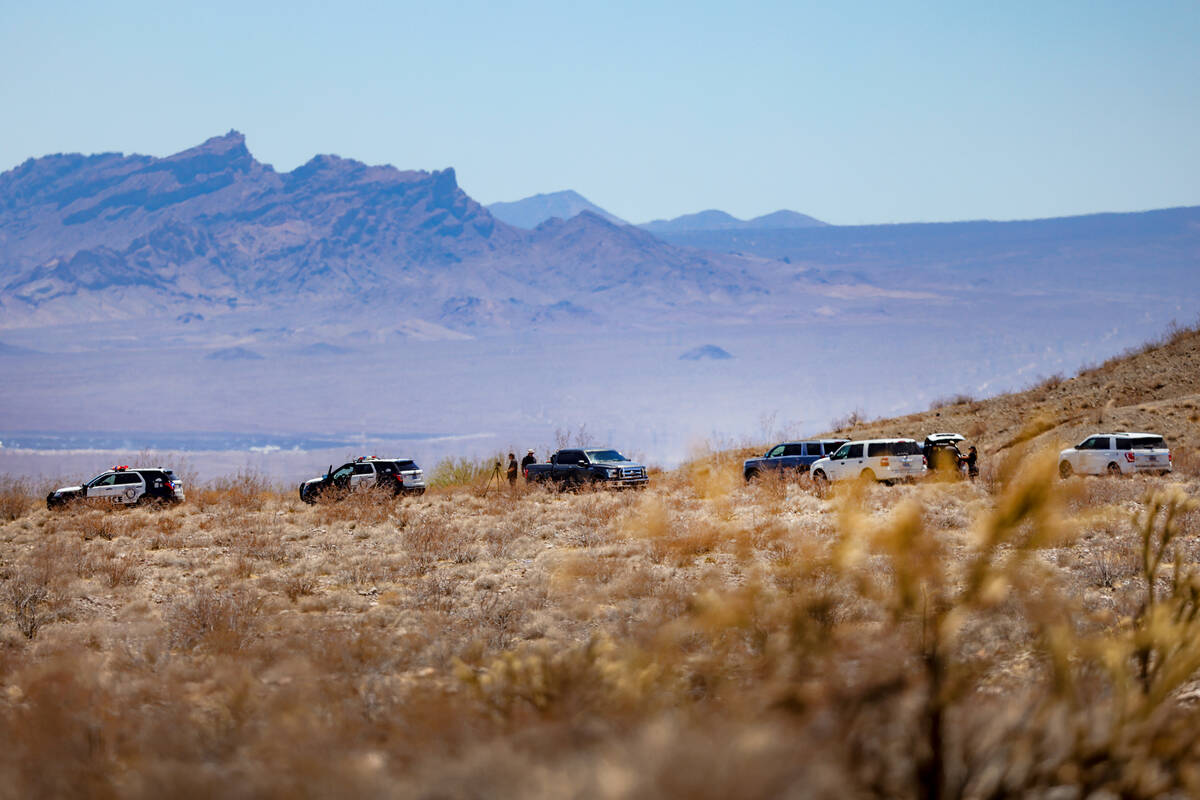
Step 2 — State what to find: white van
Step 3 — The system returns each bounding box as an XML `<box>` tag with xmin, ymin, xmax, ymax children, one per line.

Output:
<box><xmin>810</xmin><ymin>438</ymin><xmax>927</xmax><ymax>485</ymax></box>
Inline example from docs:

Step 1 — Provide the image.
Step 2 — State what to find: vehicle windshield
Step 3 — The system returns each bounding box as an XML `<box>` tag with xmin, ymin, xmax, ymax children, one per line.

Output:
<box><xmin>585</xmin><ymin>449</ymin><xmax>628</xmax><ymax>462</ymax></box>
<box><xmin>1130</xmin><ymin>436</ymin><xmax>1165</xmax><ymax>449</ymax></box>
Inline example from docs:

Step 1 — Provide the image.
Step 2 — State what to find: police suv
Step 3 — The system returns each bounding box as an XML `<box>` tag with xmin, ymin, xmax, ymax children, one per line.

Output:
<box><xmin>299</xmin><ymin>456</ymin><xmax>426</xmax><ymax>503</ymax></box>
<box><xmin>47</xmin><ymin>466</ymin><xmax>185</xmax><ymax>509</ymax></box>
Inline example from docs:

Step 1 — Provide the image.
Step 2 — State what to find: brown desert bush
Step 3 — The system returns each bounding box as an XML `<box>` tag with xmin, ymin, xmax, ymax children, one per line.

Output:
<box><xmin>0</xmin><ymin>478</ymin><xmax>35</xmax><ymax>521</ymax></box>
<box><xmin>167</xmin><ymin>584</ymin><xmax>263</xmax><ymax>652</ymax></box>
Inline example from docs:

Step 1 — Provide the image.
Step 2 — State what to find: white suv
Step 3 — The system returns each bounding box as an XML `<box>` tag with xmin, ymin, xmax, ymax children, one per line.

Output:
<box><xmin>810</xmin><ymin>439</ymin><xmax>927</xmax><ymax>485</ymax></box>
<box><xmin>1058</xmin><ymin>433</ymin><xmax>1172</xmax><ymax>478</ymax></box>
<box><xmin>47</xmin><ymin>466</ymin><xmax>185</xmax><ymax>509</ymax></box>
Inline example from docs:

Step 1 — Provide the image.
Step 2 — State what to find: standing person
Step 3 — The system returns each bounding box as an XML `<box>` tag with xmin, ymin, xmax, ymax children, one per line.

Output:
<box><xmin>506</xmin><ymin>453</ymin><xmax>519</xmax><ymax>487</ymax></box>
<box><xmin>966</xmin><ymin>446</ymin><xmax>979</xmax><ymax>481</ymax></box>
<box><xmin>520</xmin><ymin>449</ymin><xmax>536</xmax><ymax>478</ymax></box>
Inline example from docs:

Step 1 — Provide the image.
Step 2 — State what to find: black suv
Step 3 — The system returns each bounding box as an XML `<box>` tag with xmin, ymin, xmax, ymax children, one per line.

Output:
<box><xmin>47</xmin><ymin>466</ymin><xmax>185</xmax><ymax>509</ymax></box>
<box><xmin>299</xmin><ymin>457</ymin><xmax>426</xmax><ymax>503</ymax></box>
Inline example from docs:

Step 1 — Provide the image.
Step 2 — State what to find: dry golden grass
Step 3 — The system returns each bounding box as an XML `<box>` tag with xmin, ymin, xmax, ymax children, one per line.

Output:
<box><xmin>0</xmin><ymin>457</ymin><xmax>1197</xmax><ymax>796</ymax></box>
<box><xmin>2</xmin><ymin>328</ymin><xmax>1200</xmax><ymax>796</ymax></box>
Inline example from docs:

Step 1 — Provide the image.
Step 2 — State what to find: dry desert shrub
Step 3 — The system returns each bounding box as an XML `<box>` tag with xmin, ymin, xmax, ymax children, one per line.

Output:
<box><xmin>311</xmin><ymin>486</ymin><xmax>401</xmax><ymax>526</ymax></box>
<box><xmin>280</xmin><ymin>570</ymin><xmax>318</xmax><ymax>602</ymax></box>
<box><xmin>1172</xmin><ymin>446</ymin><xmax>1200</xmax><ymax>477</ymax></box>
<box><xmin>0</xmin><ymin>478</ymin><xmax>36</xmax><ymax>521</ymax></box>
<box><xmin>167</xmin><ymin>583</ymin><xmax>263</xmax><ymax>652</ymax></box>
<box><xmin>400</xmin><ymin>506</ymin><xmax>475</xmax><ymax>571</ymax></box>
<box><xmin>72</xmin><ymin>508</ymin><xmax>121</xmax><ymax>541</ymax></box>
<box><xmin>930</xmin><ymin>393</ymin><xmax>977</xmax><ymax>410</ymax></box>
<box><xmin>194</xmin><ymin>470</ymin><xmax>276</xmax><ymax>511</ymax></box>
<box><xmin>91</xmin><ymin>544</ymin><xmax>141</xmax><ymax>588</ymax></box>
<box><xmin>3</xmin><ymin>573</ymin><xmax>50</xmax><ymax>638</ymax></box>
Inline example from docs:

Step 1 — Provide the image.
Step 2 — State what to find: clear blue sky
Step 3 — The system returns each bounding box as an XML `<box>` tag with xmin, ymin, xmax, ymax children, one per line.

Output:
<box><xmin>2</xmin><ymin>0</ymin><xmax>1197</xmax><ymax>225</ymax></box>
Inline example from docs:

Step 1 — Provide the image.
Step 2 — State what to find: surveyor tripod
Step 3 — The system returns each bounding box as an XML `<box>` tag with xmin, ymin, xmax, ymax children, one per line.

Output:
<box><xmin>479</xmin><ymin>460</ymin><xmax>504</xmax><ymax>497</ymax></box>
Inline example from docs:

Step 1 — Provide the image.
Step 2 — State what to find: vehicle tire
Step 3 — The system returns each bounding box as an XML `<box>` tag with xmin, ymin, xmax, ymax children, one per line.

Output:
<box><xmin>812</xmin><ymin>469</ymin><xmax>829</xmax><ymax>485</ymax></box>
<box><xmin>1107</xmin><ymin>462</ymin><xmax>1122</xmax><ymax>477</ymax></box>
<box><xmin>860</xmin><ymin>469</ymin><xmax>877</xmax><ymax>483</ymax></box>
<box><xmin>744</xmin><ymin>468</ymin><xmax>759</xmax><ymax>482</ymax></box>
<box><xmin>1059</xmin><ymin>461</ymin><xmax>1073</xmax><ymax>479</ymax></box>
<box><xmin>135</xmin><ymin>495</ymin><xmax>157</xmax><ymax>508</ymax></box>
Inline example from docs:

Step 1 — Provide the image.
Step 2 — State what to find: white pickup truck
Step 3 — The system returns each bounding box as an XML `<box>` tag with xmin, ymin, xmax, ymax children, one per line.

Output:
<box><xmin>1058</xmin><ymin>432</ymin><xmax>1172</xmax><ymax>478</ymax></box>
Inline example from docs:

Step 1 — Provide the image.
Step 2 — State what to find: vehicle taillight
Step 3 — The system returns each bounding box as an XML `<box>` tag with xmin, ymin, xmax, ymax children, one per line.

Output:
<box><xmin>922</xmin><ymin>455</ymin><xmax>928</xmax><ymax>467</ymax></box>
<box><xmin>1125</xmin><ymin>452</ymin><xmax>1136</xmax><ymax>463</ymax></box>
<box><xmin>880</xmin><ymin>457</ymin><xmax>889</xmax><ymax>467</ymax></box>
<box><xmin>1169</xmin><ymin>451</ymin><xmax>1173</xmax><ymax>462</ymax></box>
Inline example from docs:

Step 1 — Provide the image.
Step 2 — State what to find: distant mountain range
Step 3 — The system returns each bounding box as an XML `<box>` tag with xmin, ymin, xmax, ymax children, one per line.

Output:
<box><xmin>639</xmin><ymin>208</ymin><xmax>826</xmax><ymax>234</ymax></box>
<box><xmin>486</xmin><ymin>191</ymin><xmax>827</xmax><ymax>234</ymax></box>
<box><xmin>2</xmin><ymin>132</ymin><xmax>1197</xmax><ymax>343</ymax></box>
<box><xmin>487</xmin><ymin>190</ymin><xmax>626</xmax><ymax>228</ymax></box>
<box><xmin>0</xmin><ymin>132</ymin><xmax>778</xmax><ymax>331</ymax></box>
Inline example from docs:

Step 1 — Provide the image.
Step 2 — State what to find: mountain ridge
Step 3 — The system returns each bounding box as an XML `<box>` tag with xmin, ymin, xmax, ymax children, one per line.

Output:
<box><xmin>0</xmin><ymin>133</ymin><xmax>779</xmax><ymax>331</ymax></box>
<box><xmin>486</xmin><ymin>190</ymin><xmax>626</xmax><ymax>228</ymax></box>
<box><xmin>639</xmin><ymin>208</ymin><xmax>827</xmax><ymax>234</ymax></box>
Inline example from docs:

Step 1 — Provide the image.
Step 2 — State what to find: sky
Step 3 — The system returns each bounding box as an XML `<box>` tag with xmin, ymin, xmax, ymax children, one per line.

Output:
<box><xmin>1</xmin><ymin>0</ymin><xmax>1198</xmax><ymax>225</ymax></box>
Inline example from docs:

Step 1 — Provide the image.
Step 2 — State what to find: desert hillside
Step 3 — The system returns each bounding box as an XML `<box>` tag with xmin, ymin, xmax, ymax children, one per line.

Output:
<box><xmin>825</xmin><ymin>322</ymin><xmax>1200</xmax><ymax>463</ymax></box>
<box><xmin>0</xmin><ymin>330</ymin><xmax>1199</xmax><ymax>796</ymax></box>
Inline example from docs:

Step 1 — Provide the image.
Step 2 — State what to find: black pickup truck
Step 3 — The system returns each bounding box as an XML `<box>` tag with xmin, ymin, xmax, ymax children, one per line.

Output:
<box><xmin>524</xmin><ymin>448</ymin><xmax>649</xmax><ymax>489</ymax></box>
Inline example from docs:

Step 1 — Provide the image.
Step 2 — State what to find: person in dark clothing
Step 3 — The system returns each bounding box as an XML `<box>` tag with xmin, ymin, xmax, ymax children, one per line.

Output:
<box><xmin>506</xmin><ymin>453</ymin><xmax>519</xmax><ymax>486</ymax></box>
<box><xmin>965</xmin><ymin>446</ymin><xmax>979</xmax><ymax>480</ymax></box>
<box><xmin>520</xmin><ymin>449</ymin><xmax>536</xmax><ymax>478</ymax></box>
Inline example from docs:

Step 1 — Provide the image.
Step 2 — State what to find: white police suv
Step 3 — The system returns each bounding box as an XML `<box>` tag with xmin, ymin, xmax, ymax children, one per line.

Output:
<box><xmin>299</xmin><ymin>456</ymin><xmax>426</xmax><ymax>503</ymax></box>
<box><xmin>47</xmin><ymin>466</ymin><xmax>185</xmax><ymax>509</ymax></box>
